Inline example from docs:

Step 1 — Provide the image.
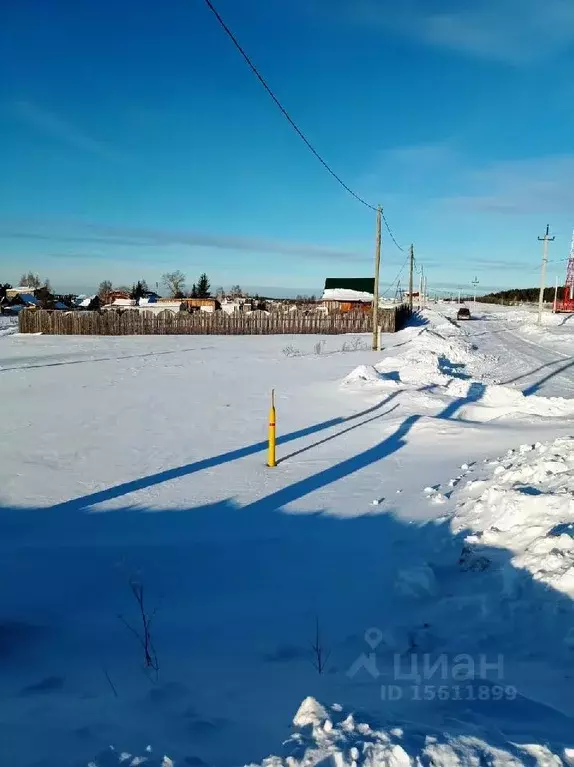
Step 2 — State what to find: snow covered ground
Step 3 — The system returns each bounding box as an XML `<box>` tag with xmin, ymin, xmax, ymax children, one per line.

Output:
<box><xmin>2</xmin><ymin>304</ymin><xmax>574</xmax><ymax>766</ymax></box>
<box><xmin>0</xmin><ymin>314</ymin><xmax>18</xmax><ymax>336</ymax></box>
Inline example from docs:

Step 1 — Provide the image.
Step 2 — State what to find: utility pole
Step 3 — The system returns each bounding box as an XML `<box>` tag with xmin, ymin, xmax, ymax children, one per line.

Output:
<box><xmin>408</xmin><ymin>244</ymin><xmax>414</xmax><ymax>311</ymax></box>
<box><xmin>424</xmin><ymin>275</ymin><xmax>428</xmax><ymax>306</ymax></box>
<box><xmin>537</xmin><ymin>224</ymin><xmax>555</xmax><ymax>324</ymax></box>
<box><xmin>419</xmin><ymin>268</ymin><xmax>424</xmax><ymax>310</ymax></box>
<box><xmin>372</xmin><ymin>205</ymin><xmax>382</xmax><ymax>351</ymax></box>
<box><xmin>471</xmin><ymin>276</ymin><xmax>479</xmax><ymax>304</ymax></box>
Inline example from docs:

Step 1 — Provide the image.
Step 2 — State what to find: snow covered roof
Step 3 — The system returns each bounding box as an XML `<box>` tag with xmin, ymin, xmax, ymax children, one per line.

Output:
<box><xmin>77</xmin><ymin>295</ymin><xmax>96</xmax><ymax>308</ymax></box>
<box><xmin>321</xmin><ymin>288</ymin><xmax>373</xmax><ymax>302</ymax></box>
<box><xmin>324</xmin><ymin>277</ymin><xmax>375</xmax><ymax>294</ymax></box>
<box><xmin>112</xmin><ymin>298</ymin><xmax>135</xmax><ymax>306</ymax></box>
<box><xmin>137</xmin><ymin>302</ymin><xmax>183</xmax><ymax>312</ymax></box>
<box><xmin>19</xmin><ymin>293</ymin><xmax>39</xmax><ymax>305</ymax></box>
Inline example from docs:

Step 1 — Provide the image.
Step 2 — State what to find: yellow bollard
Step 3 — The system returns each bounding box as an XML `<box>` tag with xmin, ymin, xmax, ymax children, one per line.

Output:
<box><xmin>267</xmin><ymin>389</ymin><xmax>277</xmax><ymax>468</ymax></box>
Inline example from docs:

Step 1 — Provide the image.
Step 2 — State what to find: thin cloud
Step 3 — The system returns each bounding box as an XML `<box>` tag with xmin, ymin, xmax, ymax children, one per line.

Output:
<box><xmin>343</xmin><ymin>0</ymin><xmax>574</xmax><ymax>64</ymax></box>
<box><xmin>0</xmin><ymin>221</ymin><xmax>368</xmax><ymax>262</ymax></box>
<box><xmin>13</xmin><ymin>101</ymin><xmax>125</xmax><ymax>163</ymax></box>
<box><xmin>473</xmin><ymin>257</ymin><xmax>539</xmax><ymax>271</ymax></box>
<box><xmin>440</xmin><ymin>155</ymin><xmax>574</xmax><ymax>215</ymax></box>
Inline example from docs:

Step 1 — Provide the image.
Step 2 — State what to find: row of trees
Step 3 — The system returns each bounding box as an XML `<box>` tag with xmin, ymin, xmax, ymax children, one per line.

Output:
<box><xmin>19</xmin><ymin>272</ymin><xmax>52</xmax><ymax>292</ymax></box>
<box><xmin>480</xmin><ymin>287</ymin><xmax>567</xmax><ymax>304</ymax></box>
<box><xmin>14</xmin><ymin>270</ymin><xmax>307</xmax><ymax>305</ymax></box>
<box><xmin>95</xmin><ymin>273</ymin><xmax>213</xmax><ymax>302</ymax></box>
<box><xmin>161</xmin><ymin>271</ymin><xmax>211</xmax><ymax>299</ymax></box>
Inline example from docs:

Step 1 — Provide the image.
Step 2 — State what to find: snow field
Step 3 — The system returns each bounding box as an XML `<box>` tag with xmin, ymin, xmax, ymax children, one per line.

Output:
<box><xmin>2</xmin><ymin>305</ymin><xmax>574</xmax><ymax>765</ymax></box>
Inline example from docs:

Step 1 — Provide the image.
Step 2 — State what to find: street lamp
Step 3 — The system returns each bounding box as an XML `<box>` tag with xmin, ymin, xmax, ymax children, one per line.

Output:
<box><xmin>471</xmin><ymin>277</ymin><xmax>479</xmax><ymax>304</ymax></box>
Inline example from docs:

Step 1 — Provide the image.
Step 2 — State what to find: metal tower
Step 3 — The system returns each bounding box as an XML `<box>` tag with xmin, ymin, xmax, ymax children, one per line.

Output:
<box><xmin>566</xmin><ymin>230</ymin><xmax>574</xmax><ymax>300</ymax></box>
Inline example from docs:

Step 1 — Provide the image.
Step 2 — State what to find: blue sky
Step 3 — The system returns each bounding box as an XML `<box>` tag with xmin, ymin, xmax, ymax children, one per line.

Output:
<box><xmin>2</xmin><ymin>0</ymin><xmax>574</xmax><ymax>296</ymax></box>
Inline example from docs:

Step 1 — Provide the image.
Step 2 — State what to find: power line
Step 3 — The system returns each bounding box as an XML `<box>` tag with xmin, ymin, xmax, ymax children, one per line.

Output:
<box><xmin>380</xmin><ymin>253</ymin><xmax>410</xmax><ymax>296</ymax></box>
<box><xmin>382</xmin><ymin>212</ymin><xmax>405</xmax><ymax>252</ymax></box>
<box><xmin>202</xmin><ymin>0</ymin><xmax>405</xmax><ymax>250</ymax></box>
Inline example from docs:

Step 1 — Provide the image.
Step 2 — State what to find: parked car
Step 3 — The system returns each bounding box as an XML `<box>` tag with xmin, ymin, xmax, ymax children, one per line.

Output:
<box><xmin>456</xmin><ymin>306</ymin><xmax>471</xmax><ymax>320</ymax></box>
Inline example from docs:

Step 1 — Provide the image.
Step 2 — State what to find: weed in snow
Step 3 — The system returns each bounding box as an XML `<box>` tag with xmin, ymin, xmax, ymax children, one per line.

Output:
<box><xmin>282</xmin><ymin>345</ymin><xmax>302</xmax><ymax>357</ymax></box>
<box><xmin>341</xmin><ymin>336</ymin><xmax>368</xmax><ymax>352</ymax></box>
<box><xmin>118</xmin><ymin>579</ymin><xmax>159</xmax><ymax>679</ymax></box>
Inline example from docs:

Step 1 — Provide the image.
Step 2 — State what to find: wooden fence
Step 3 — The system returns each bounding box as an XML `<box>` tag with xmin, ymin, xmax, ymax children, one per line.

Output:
<box><xmin>18</xmin><ymin>305</ymin><xmax>411</xmax><ymax>336</ymax></box>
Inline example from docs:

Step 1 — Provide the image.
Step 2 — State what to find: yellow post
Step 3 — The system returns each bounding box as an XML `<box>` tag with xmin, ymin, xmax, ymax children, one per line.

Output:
<box><xmin>267</xmin><ymin>389</ymin><xmax>277</xmax><ymax>467</ymax></box>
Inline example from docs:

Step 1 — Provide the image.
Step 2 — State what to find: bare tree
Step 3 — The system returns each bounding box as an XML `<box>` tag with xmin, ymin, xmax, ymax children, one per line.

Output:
<box><xmin>19</xmin><ymin>272</ymin><xmax>42</xmax><ymax>289</ymax></box>
<box><xmin>230</xmin><ymin>285</ymin><xmax>244</xmax><ymax>298</ymax></box>
<box><xmin>162</xmin><ymin>270</ymin><xmax>186</xmax><ymax>298</ymax></box>
<box><xmin>98</xmin><ymin>280</ymin><xmax>113</xmax><ymax>301</ymax></box>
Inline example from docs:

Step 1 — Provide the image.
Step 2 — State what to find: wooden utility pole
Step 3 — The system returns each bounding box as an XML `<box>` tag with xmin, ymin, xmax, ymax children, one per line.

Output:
<box><xmin>372</xmin><ymin>206</ymin><xmax>382</xmax><ymax>350</ymax></box>
<box><xmin>419</xmin><ymin>270</ymin><xmax>423</xmax><ymax>310</ymax></box>
<box><xmin>408</xmin><ymin>244</ymin><xmax>414</xmax><ymax>311</ymax></box>
<box><xmin>537</xmin><ymin>225</ymin><xmax>555</xmax><ymax>324</ymax></box>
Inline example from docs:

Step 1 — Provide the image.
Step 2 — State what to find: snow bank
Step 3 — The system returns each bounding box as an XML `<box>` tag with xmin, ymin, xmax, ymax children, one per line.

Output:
<box><xmin>375</xmin><ymin>322</ymin><xmax>494</xmax><ymax>388</ymax></box>
<box><xmin>247</xmin><ymin>697</ymin><xmax>566</xmax><ymax>767</ymax></box>
<box><xmin>451</xmin><ymin>437</ymin><xmax>574</xmax><ymax>599</ymax></box>
<box><xmin>342</xmin><ymin>314</ymin><xmax>574</xmax><ymax>422</ymax></box>
<box><xmin>87</xmin><ymin>747</ymin><xmax>172</xmax><ymax>766</ymax></box>
<box><xmin>342</xmin><ymin>364</ymin><xmax>401</xmax><ymax>389</ymax></box>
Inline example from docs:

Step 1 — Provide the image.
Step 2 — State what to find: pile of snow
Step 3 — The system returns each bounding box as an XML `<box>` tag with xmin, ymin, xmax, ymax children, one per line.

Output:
<box><xmin>342</xmin><ymin>364</ymin><xmax>401</xmax><ymax>389</ymax></box>
<box><xmin>247</xmin><ymin>697</ymin><xmax>567</xmax><ymax>767</ymax></box>
<box><xmin>375</xmin><ymin>323</ymin><xmax>494</xmax><ymax>388</ymax></box>
<box><xmin>451</xmin><ymin>437</ymin><xmax>574</xmax><ymax>599</ymax></box>
<box><xmin>88</xmin><ymin>747</ymin><xmax>172</xmax><ymax>767</ymax></box>
<box><xmin>342</xmin><ymin>315</ymin><xmax>574</xmax><ymax>421</ymax></box>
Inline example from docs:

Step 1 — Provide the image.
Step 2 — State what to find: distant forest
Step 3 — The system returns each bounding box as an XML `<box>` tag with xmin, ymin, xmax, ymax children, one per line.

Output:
<box><xmin>479</xmin><ymin>287</ymin><xmax>567</xmax><ymax>304</ymax></box>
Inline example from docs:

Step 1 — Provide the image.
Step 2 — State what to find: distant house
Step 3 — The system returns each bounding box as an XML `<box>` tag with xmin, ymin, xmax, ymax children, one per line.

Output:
<box><xmin>321</xmin><ymin>278</ymin><xmax>375</xmax><ymax>313</ymax></box>
<box><xmin>6</xmin><ymin>286</ymin><xmax>38</xmax><ymax>299</ymax></box>
<box><xmin>14</xmin><ymin>293</ymin><xmax>40</xmax><ymax>308</ymax></box>
<box><xmin>137</xmin><ymin>301</ymin><xmax>185</xmax><ymax>315</ymax></box>
<box><xmin>138</xmin><ymin>292</ymin><xmax>160</xmax><ymax>306</ymax></box>
<box><xmin>161</xmin><ymin>297</ymin><xmax>220</xmax><ymax>313</ymax></box>
<box><xmin>0</xmin><ymin>292</ymin><xmax>39</xmax><ymax>314</ymax></box>
<box><xmin>76</xmin><ymin>295</ymin><xmax>100</xmax><ymax>310</ymax></box>
<box><xmin>220</xmin><ymin>297</ymin><xmax>249</xmax><ymax>314</ymax></box>
<box><xmin>111</xmin><ymin>298</ymin><xmax>136</xmax><ymax>308</ymax></box>
<box><xmin>107</xmin><ymin>290</ymin><xmax>131</xmax><ymax>303</ymax></box>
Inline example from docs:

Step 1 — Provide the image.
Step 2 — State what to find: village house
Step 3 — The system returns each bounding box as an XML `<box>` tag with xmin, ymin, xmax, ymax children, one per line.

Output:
<box><xmin>220</xmin><ymin>296</ymin><xmax>251</xmax><ymax>314</ymax></box>
<box><xmin>136</xmin><ymin>301</ymin><xmax>185</xmax><ymax>315</ymax></box>
<box><xmin>107</xmin><ymin>290</ymin><xmax>130</xmax><ymax>303</ymax></box>
<box><xmin>160</xmin><ymin>297</ymin><xmax>220</xmax><ymax>313</ymax></box>
<box><xmin>321</xmin><ymin>278</ymin><xmax>375</xmax><ymax>313</ymax></box>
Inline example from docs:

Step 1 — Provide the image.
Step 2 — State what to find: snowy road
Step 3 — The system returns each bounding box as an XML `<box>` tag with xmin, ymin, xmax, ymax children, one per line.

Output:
<box><xmin>2</xmin><ymin>306</ymin><xmax>574</xmax><ymax>767</ymax></box>
<box><xmin>460</xmin><ymin>308</ymin><xmax>574</xmax><ymax>398</ymax></box>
